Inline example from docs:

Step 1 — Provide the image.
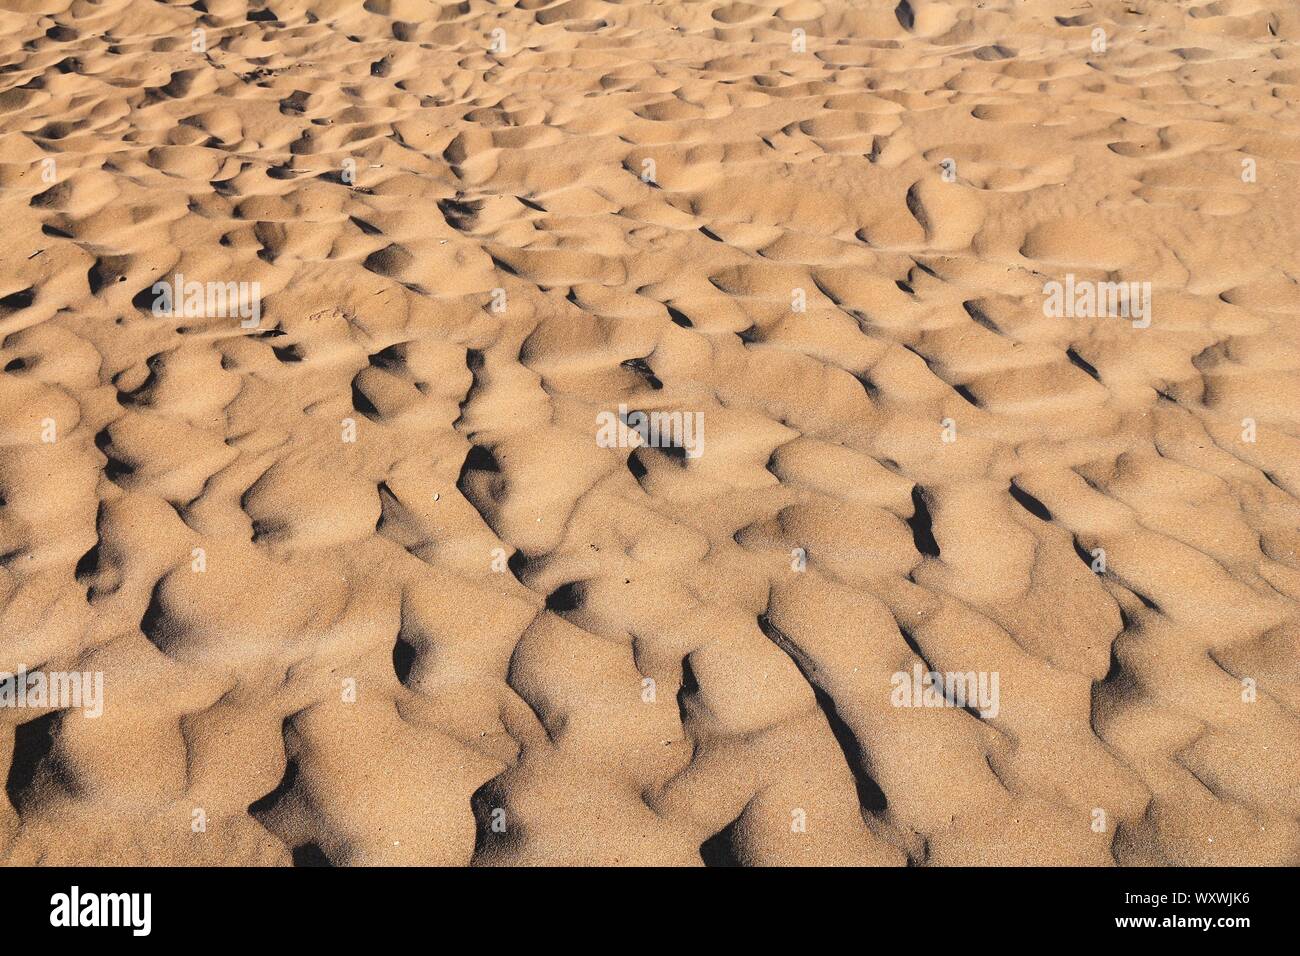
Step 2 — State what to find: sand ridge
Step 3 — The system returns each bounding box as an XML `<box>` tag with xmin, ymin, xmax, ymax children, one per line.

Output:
<box><xmin>0</xmin><ymin>0</ymin><xmax>1298</xmax><ymax>865</ymax></box>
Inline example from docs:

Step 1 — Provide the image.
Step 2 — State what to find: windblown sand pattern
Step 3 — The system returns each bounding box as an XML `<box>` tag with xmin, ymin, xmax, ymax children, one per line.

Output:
<box><xmin>1</xmin><ymin>0</ymin><xmax>1298</xmax><ymax>866</ymax></box>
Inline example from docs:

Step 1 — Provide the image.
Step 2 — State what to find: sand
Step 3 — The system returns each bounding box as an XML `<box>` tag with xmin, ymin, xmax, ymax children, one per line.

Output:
<box><xmin>0</xmin><ymin>0</ymin><xmax>1297</xmax><ymax>866</ymax></box>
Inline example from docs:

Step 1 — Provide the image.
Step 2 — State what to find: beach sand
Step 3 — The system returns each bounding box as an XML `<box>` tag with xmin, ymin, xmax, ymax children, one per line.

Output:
<box><xmin>0</xmin><ymin>0</ymin><xmax>1298</xmax><ymax>865</ymax></box>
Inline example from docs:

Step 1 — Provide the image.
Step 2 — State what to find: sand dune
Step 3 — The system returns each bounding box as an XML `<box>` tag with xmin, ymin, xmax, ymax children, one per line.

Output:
<box><xmin>0</xmin><ymin>0</ymin><xmax>1298</xmax><ymax>865</ymax></box>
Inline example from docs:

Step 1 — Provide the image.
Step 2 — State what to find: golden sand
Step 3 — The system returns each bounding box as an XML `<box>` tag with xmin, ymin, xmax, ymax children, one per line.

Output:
<box><xmin>0</xmin><ymin>0</ymin><xmax>1298</xmax><ymax>865</ymax></box>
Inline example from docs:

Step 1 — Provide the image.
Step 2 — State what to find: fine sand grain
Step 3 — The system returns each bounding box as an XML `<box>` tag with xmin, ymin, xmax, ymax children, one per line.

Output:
<box><xmin>0</xmin><ymin>0</ymin><xmax>1298</xmax><ymax>865</ymax></box>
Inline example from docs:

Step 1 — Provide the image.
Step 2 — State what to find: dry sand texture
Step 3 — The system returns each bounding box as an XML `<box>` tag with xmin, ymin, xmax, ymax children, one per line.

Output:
<box><xmin>0</xmin><ymin>0</ymin><xmax>1298</xmax><ymax>867</ymax></box>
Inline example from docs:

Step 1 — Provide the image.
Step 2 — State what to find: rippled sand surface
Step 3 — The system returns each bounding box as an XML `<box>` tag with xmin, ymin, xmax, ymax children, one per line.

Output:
<box><xmin>1</xmin><ymin>0</ymin><xmax>1298</xmax><ymax>865</ymax></box>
